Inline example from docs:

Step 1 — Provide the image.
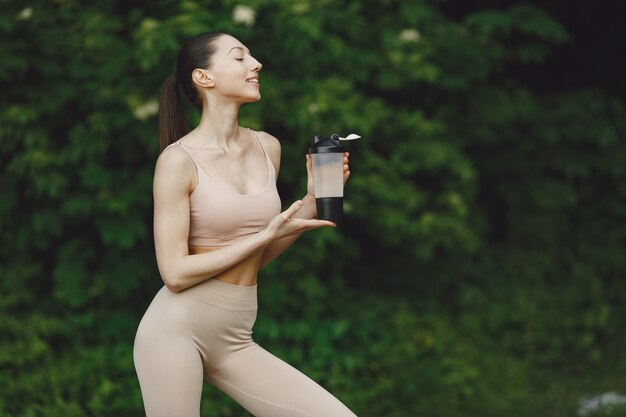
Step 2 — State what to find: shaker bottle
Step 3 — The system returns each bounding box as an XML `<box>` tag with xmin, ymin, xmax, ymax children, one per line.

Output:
<box><xmin>309</xmin><ymin>134</ymin><xmax>348</xmax><ymax>221</ymax></box>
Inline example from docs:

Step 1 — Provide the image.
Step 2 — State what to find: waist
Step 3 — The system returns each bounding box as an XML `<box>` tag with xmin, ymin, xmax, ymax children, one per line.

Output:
<box><xmin>173</xmin><ymin>277</ymin><xmax>258</xmax><ymax>311</ymax></box>
<box><xmin>189</xmin><ymin>244</ymin><xmax>263</xmax><ymax>286</ymax></box>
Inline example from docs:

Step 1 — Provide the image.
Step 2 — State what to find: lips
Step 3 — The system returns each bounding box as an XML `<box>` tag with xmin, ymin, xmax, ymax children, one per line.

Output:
<box><xmin>246</xmin><ymin>77</ymin><xmax>259</xmax><ymax>86</ymax></box>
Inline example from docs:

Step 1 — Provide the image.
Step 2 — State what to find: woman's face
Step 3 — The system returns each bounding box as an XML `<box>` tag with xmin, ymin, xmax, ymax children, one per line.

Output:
<box><xmin>205</xmin><ymin>35</ymin><xmax>263</xmax><ymax>103</ymax></box>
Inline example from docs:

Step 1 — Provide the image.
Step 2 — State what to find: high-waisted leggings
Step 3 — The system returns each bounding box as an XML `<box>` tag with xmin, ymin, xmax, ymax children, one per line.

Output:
<box><xmin>133</xmin><ymin>278</ymin><xmax>358</xmax><ymax>417</ymax></box>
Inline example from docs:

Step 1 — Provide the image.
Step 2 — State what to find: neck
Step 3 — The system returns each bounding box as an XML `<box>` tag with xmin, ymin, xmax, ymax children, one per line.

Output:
<box><xmin>192</xmin><ymin>97</ymin><xmax>244</xmax><ymax>149</ymax></box>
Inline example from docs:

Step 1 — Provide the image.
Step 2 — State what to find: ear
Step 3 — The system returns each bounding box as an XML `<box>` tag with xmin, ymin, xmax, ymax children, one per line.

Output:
<box><xmin>192</xmin><ymin>68</ymin><xmax>214</xmax><ymax>88</ymax></box>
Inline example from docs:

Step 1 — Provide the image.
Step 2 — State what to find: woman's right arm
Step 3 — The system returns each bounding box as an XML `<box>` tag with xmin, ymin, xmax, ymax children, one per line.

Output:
<box><xmin>153</xmin><ymin>147</ymin><xmax>333</xmax><ymax>292</ymax></box>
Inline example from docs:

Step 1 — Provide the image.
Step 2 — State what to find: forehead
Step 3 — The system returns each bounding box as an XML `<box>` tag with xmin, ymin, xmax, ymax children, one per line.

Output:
<box><xmin>216</xmin><ymin>35</ymin><xmax>250</xmax><ymax>54</ymax></box>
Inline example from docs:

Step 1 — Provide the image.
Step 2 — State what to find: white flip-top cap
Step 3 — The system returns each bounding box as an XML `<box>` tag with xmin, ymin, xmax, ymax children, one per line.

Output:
<box><xmin>338</xmin><ymin>134</ymin><xmax>361</xmax><ymax>140</ymax></box>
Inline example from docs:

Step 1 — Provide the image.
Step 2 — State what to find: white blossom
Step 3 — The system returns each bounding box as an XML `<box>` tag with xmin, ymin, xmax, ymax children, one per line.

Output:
<box><xmin>398</xmin><ymin>28</ymin><xmax>421</xmax><ymax>43</ymax></box>
<box><xmin>17</xmin><ymin>7</ymin><xmax>33</xmax><ymax>21</ymax></box>
<box><xmin>133</xmin><ymin>100</ymin><xmax>159</xmax><ymax>121</ymax></box>
<box><xmin>233</xmin><ymin>5</ymin><xmax>255</xmax><ymax>26</ymax></box>
<box><xmin>578</xmin><ymin>391</ymin><xmax>626</xmax><ymax>416</ymax></box>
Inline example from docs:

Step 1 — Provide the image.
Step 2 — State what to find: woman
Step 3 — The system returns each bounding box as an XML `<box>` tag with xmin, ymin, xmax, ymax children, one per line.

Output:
<box><xmin>133</xmin><ymin>32</ymin><xmax>357</xmax><ymax>417</ymax></box>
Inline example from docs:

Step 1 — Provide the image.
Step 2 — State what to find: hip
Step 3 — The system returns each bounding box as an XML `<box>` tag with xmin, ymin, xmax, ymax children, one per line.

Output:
<box><xmin>134</xmin><ymin>279</ymin><xmax>260</xmax><ymax>366</ymax></box>
<box><xmin>136</xmin><ymin>279</ymin><xmax>259</xmax><ymax>339</ymax></box>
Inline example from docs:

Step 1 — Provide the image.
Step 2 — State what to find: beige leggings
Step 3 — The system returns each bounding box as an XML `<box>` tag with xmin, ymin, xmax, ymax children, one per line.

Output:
<box><xmin>133</xmin><ymin>279</ymin><xmax>358</xmax><ymax>417</ymax></box>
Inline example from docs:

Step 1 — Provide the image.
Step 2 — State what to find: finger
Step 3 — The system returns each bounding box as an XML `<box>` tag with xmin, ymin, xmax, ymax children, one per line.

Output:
<box><xmin>314</xmin><ymin>220</ymin><xmax>336</xmax><ymax>227</ymax></box>
<box><xmin>296</xmin><ymin>219</ymin><xmax>336</xmax><ymax>230</ymax></box>
<box><xmin>283</xmin><ymin>200</ymin><xmax>304</xmax><ymax>219</ymax></box>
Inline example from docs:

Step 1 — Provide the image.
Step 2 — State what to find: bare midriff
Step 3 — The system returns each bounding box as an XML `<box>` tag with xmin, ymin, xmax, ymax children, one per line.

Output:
<box><xmin>188</xmin><ymin>245</ymin><xmax>264</xmax><ymax>287</ymax></box>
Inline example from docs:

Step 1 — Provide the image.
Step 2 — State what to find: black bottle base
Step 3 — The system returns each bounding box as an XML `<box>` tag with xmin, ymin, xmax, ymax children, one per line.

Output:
<box><xmin>316</xmin><ymin>197</ymin><xmax>343</xmax><ymax>221</ymax></box>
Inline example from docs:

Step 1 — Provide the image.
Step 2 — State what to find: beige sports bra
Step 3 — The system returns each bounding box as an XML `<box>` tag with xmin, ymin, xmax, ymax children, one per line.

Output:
<box><xmin>164</xmin><ymin>129</ymin><xmax>282</xmax><ymax>247</ymax></box>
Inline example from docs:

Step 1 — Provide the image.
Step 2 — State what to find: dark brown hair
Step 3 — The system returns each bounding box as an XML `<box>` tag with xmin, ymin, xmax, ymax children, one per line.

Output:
<box><xmin>158</xmin><ymin>32</ymin><xmax>225</xmax><ymax>152</ymax></box>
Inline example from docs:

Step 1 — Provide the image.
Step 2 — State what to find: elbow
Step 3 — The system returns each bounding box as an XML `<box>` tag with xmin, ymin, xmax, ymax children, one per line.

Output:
<box><xmin>162</xmin><ymin>272</ymin><xmax>185</xmax><ymax>293</ymax></box>
<box><xmin>165</xmin><ymin>280</ymin><xmax>184</xmax><ymax>293</ymax></box>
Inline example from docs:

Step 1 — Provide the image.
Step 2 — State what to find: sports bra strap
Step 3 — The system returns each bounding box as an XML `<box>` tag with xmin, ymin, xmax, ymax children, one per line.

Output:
<box><xmin>173</xmin><ymin>141</ymin><xmax>200</xmax><ymax>164</ymax></box>
<box><xmin>248</xmin><ymin>128</ymin><xmax>275</xmax><ymax>176</ymax></box>
<box><xmin>248</xmin><ymin>128</ymin><xmax>266</xmax><ymax>152</ymax></box>
<box><xmin>169</xmin><ymin>142</ymin><xmax>200</xmax><ymax>183</ymax></box>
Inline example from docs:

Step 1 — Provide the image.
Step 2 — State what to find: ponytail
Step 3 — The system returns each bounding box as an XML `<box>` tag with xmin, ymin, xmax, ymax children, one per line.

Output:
<box><xmin>158</xmin><ymin>74</ymin><xmax>189</xmax><ymax>153</ymax></box>
<box><xmin>158</xmin><ymin>32</ymin><xmax>224</xmax><ymax>152</ymax></box>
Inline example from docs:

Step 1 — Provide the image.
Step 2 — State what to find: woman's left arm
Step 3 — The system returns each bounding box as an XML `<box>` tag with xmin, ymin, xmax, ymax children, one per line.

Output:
<box><xmin>260</xmin><ymin>133</ymin><xmax>350</xmax><ymax>267</ymax></box>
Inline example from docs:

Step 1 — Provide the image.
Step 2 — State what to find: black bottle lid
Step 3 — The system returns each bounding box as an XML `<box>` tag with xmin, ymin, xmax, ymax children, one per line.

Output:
<box><xmin>309</xmin><ymin>134</ymin><xmax>346</xmax><ymax>154</ymax></box>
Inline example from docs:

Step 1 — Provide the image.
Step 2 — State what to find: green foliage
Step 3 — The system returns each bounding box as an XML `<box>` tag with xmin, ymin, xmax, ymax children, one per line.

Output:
<box><xmin>1</xmin><ymin>0</ymin><xmax>625</xmax><ymax>416</ymax></box>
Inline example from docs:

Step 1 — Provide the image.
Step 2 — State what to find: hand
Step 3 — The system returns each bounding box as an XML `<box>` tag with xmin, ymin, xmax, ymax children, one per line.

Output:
<box><xmin>305</xmin><ymin>152</ymin><xmax>351</xmax><ymax>198</ymax></box>
<box><xmin>264</xmin><ymin>200</ymin><xmax>336</xmax><ymax>240</ymax></box>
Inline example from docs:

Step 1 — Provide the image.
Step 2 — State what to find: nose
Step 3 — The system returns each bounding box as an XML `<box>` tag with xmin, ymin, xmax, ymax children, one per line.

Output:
<box><xmin>251</xmin><ymin>57</ymin><xmax>262</xmax><ymax>72</ymax></box>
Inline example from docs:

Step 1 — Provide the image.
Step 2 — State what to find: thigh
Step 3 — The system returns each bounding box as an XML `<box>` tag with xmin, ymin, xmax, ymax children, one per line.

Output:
<box><xmin>134</xmin><ymin>331</ymin><xmax>204</xmax><ymax>417</ymax></box>
<box><xmin>206</xmin><ymin>344</ymin><xmax>357</xmax><ymax>417</ymax></box>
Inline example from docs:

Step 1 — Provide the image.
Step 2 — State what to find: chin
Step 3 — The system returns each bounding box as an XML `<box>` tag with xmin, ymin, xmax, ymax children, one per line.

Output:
<box><xmin>241</xmin><ymin>93</ymin><xmax>261</xmax><ymax>103</ymax></box>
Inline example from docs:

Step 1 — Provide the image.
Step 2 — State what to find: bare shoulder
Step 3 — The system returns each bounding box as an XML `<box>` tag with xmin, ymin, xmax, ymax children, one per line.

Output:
<box><xmin>154</xmin><ymin>145</ymin><xmax>196</xmax><ymax>194</ymax></box>
<box><xmin>251</xmin><ymin>129</ymin><xmax>281</xmax><ymax>174</ymax></box>
<box><xmin>255</xmin><ymin>130</ymin><xmax>281</xmax><ymax>155</ymax></box>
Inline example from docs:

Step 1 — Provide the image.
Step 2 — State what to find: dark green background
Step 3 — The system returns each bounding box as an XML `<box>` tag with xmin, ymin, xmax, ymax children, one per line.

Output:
<box><xmin>2</xmin><ymin>0</ymin><xmax>625</xmax><ymax>416</ymax></box>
